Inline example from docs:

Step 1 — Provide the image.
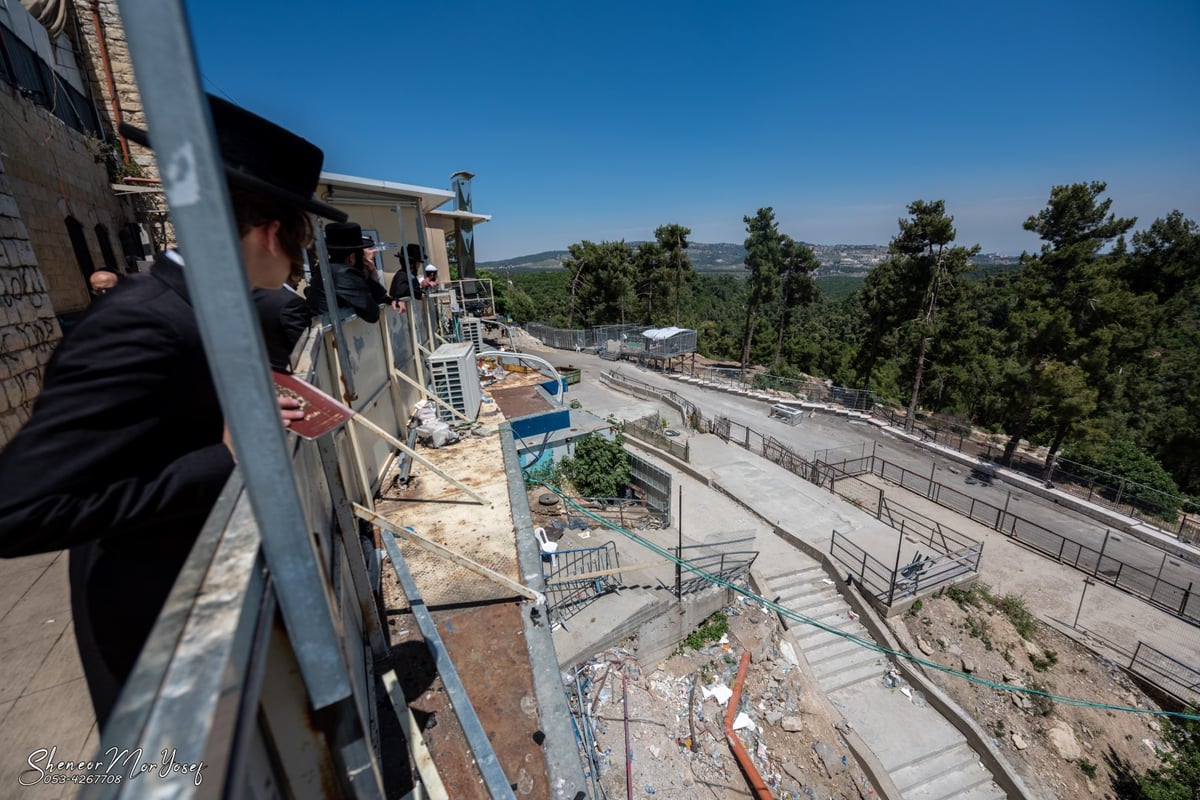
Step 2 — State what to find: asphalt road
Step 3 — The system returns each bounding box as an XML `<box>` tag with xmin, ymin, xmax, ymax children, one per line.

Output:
<box><xmin>552</xmin><ymin>351</ymin><xmax>1200</xmax><ymax>621</ymax></box>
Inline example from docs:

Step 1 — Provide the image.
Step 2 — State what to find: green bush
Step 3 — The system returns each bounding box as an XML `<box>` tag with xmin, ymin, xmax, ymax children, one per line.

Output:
<box><xmin>558</xmin><ymin>433</ymin><xmax>632</xmax><ymax>499</ymax></box>
<box><xmin>1064</xmin><ymin>439</ymin><xmax>1181</xmax><ymax>517</ymax></box>
<box><xmin>681</xmin><ymin>612</ymin><xmax>729</xmax><ymax>651</ymax></box>
<box><xmin>1030</xmin><ymin>649</ymin><xmax>1058</xmax><ymax>672</ymax></box>
<box><xmin>994</xmin><ymin>594</ymin><xmax>1037</xmax><ymax>640</ymax></box>
<box><xmin>1135</xmin><ymin>705</ymin><xmax>1200</xmax><ymax>800</ymax></box>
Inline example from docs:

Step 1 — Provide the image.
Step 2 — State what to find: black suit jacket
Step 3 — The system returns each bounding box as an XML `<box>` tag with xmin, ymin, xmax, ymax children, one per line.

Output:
<box><xmin>0</xmin><ymin>252</ymin><xmax>235</xmax><ymax>722</ymax></box>
<box><xmin>388</xmin><ymin>268</ymin><xmax>424</xmax><ymax>301</ymax></box>
<box><xmin>306</xmin><ymin>261</ymin><xmax>389</xmax><ymax>323</ymax></box>
<box><xmin>254</xmin><ymin>285</ymin><xmax>313</xmax><ymax>372</ymax></box>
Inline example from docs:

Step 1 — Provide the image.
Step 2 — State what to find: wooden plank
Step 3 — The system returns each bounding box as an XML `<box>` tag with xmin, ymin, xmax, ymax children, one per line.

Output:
<box><xmin>543</xmin><ymin>561</ymin><xmax>664</xmax><ymax>585</ymax></box>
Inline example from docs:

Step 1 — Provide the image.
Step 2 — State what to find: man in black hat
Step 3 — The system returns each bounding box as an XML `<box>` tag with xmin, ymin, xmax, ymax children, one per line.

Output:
<box><xmin>254</xmin><ymin>259</ymin><xmax>315</xmax><ymax>372</ymax></box>
<box><xmin>306</xmin><ymin>221</ymin><xmax>392</xmax><ymax>323</ymax></box>
<box><xmin>0</xmin><ymin>95</ymin><xmax>346</xmax><ymax>726</ymax></box>
<box><xmin>389</xmin><ymin>242</ymin><xmax>436</xmax><ymax>305</ymax></box>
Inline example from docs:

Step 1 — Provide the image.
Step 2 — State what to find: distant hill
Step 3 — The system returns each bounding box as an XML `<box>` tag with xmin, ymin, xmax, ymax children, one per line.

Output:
<box><xmin>479</xmin><ymin>243</ymin><xmax>1020</xmax><ymax>276</ymax></box>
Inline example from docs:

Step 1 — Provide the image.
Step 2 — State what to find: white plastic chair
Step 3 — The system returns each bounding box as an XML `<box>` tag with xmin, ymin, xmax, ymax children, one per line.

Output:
<box><xmin>533</xmin><ymin>526</ymin><xmax>558</xmax><ymax>570</ymax></box>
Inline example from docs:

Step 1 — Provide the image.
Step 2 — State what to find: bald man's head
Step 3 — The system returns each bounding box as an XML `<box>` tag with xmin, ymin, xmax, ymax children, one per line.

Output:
<box><xmin>89</xmin><ymin>271</ymin><xmax>119</xmax><ymax>296</ymax></box>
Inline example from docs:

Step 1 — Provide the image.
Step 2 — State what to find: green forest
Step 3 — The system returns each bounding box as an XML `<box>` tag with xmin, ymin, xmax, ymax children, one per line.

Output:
<box><xmin>476</xmin><ymin>183</ymin><xmax>1200</xmax><ymax>505</ymax></box>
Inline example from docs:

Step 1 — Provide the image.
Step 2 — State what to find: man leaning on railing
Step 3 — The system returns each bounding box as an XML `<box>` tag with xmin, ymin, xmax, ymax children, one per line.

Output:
<box><xmin>0</xmin><ymin>95</ymin><xmax>345</xmax><ymax>726</ymax></box>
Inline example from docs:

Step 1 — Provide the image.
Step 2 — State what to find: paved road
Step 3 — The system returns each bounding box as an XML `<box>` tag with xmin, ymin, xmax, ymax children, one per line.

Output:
<box><xmin>549</xmin><ymin>349</ymin><xmax>1200</xmax><ymax>625</ymax></box>
<box><xmin>604</xmin><ymin>362</ymin><xmax>1195</xmax><ymax>594</ymax></box>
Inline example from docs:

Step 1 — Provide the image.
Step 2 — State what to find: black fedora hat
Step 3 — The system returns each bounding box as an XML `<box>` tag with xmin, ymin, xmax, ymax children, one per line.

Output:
<box><xmin>325</xmin><ymin>221</ymin><xmax>367</xmax><ymax>252</ymax></box>
<box><xmin>119</xmin><ymin>95</ymin><xmax>347</xmax><ymax>222</ymax></box>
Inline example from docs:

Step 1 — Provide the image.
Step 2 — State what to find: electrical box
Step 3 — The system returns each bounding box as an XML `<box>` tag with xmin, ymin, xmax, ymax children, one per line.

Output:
<box><xmin>429</xmin><ymin>342</ymin><xmax>482</xmax><ymax>423</ymax></box>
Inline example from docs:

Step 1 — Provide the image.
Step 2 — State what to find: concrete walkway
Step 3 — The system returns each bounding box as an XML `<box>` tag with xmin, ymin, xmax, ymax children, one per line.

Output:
<box><xmin>689</xmin><ymin>434</ymin><xmax>1013</xmax><ymax>800</ymax></box>
<box><xmin>0</xmin><ymin>551</ymin><xmax>97</xmax><ymax>799</ymax></box>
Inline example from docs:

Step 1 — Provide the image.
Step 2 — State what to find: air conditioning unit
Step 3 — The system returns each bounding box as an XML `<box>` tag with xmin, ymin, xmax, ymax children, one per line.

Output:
<box><xmin>429</xmin><ymin>342</ymin><xmax>482</xmax><ymax>423</ymax></box>
<box><xmin>460</xmin><ymin>316</ymin><xmax>484</xmax><ymax>354</ymax></box>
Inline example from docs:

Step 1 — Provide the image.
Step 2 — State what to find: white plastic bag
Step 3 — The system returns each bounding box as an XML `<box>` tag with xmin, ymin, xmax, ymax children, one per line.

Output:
<box><xmin>416</xmin><ymin>420</ymin><xmax>460</xmax><ymax>448</ymax></box>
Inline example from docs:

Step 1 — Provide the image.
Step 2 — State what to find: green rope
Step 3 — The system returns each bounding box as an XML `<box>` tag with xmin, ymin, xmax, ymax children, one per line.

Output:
<box><xmin>529</xmin><ymin>480</ymin><xmax>1200</xmax><ymax>723</ymax></box>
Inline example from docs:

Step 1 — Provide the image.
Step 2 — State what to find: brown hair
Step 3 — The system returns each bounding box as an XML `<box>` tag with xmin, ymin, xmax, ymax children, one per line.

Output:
<box><xmin>229</xmin><ymin>187</ymin><xmax>313</xmax><ymax>266</ymax></box>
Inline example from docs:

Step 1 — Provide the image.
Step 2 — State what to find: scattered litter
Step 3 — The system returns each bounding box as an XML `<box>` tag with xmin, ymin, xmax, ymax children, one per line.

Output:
<box><xmin>702</xmin><ymin>683</ymin><xmax>733</xmax><ymax>706</ymax></box>
<box><xmin>821</xmin><ymin>578</ymin><xmax>834</xmax><ymax>585</ymax></box>
<box><xmin>732</xmin><ymin>712</ymin><xmax>755</xmax><ymax>731</ymax></box>
<box><xmin>899</xmin><ymin>686</ymin><xmax>913</xmax><ymax>700</ymax></box>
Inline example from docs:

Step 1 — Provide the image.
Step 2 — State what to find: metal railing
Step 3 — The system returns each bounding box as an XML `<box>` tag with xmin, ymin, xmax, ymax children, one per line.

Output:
<box><xmin>675</xmin><ymin>544</ymin><xmax>757</xmax><ymax>597</ymax></box>
<box><xmin>625</xmin><ymin>412</ymin><xmax>690</xmax><ymax>462</ymax></box>
<box><xmin>601</xmin><ymin>369</ymin><xmax>706</xmax><ymax>431</ymax></box>
<box><xmin>598</xmin><ymin>363</ymin><xmax>1200</xmax><ymax>712</ymax></box>
<box><xmin>1130</xmin><ymin>642</ymin><xmax>1200</xmax><ymax>707</ymax></box>
<box><xmin>829</xmin><ymin>529</ymin><xmax>982</xmax><ymax>606</ymax></box>
<box><xmin>527</xmin><ymin>322</ymin><xmax>645</xmax><ymax>351</ymax></box>
<box><xmin>749</xmin><ymin>372</ymin><xmax>875</xmax><ymax>410</ymax></box>
<box><xmin>875</xmin><ymin>403</ymin><xmax>1200</xmax><ymax>543</ymax></box>
<box><xmin>544</xmin><ymin>543</ymin><xmax>623</xmax><ymax>627</ymax></box>
<box><xmin>830</xmin><ymin>531</ymin><xmax>896</xmax><ymax>602</ymax></box>
<box><xmin>868</xmin><ymin>454</ymin><xmax>1200</xmax><ymax>624</ymax></box>
<box><xmin>552</xmin><ymin>494</ymin><xmax>667</xmax><ymax>530</ymax></box>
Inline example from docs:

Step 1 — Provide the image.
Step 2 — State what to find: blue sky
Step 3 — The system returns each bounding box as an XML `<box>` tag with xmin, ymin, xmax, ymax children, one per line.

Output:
<box><xmin>187</xmin><ymin>1</ymin><xmax>1199</xmax><ymax>261</ymax></box>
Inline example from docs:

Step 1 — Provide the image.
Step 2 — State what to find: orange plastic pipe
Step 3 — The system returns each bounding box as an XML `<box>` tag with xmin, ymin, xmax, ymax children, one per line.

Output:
<box><xmin>723</xmin><ymin>651</ymin><xmax>773</xmax><ymax>799</ymax></box>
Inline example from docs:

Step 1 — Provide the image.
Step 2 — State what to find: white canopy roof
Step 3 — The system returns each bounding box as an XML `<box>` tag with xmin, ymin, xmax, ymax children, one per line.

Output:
<box><xmin>642</xmin><ymin>326</ymin><xmax>690</xmax><ymax>340</ymax></box>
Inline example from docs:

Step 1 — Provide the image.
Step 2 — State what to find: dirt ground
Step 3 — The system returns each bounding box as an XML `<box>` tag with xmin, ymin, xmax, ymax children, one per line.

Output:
<box><xmin>563</xmin><ymin>584</ymin><xmax>1175</xmax><ymax>800</ymax></box>
<box><xmin>571</xmin><ymin>601</ymin><xmax>877</xmax><ymax>800</ymax></box>
<box><xmin>892</xmin><ymin>586</ymin><xmax>1168</xmax><ymax>800</ymax></box>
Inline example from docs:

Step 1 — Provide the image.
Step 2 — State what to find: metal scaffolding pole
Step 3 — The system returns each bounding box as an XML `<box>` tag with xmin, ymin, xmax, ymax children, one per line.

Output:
<box><xmin>117</xmin><ymin>0</ymin><xmax>351</xmax><ymax>710</ymax></box>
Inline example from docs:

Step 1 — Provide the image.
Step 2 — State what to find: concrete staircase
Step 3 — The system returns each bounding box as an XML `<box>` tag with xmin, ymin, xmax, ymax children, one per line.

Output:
<box><xmin>763</xmin><ymin>562</ymin><xmax>1008</xmax><ymax>800</ymax></box>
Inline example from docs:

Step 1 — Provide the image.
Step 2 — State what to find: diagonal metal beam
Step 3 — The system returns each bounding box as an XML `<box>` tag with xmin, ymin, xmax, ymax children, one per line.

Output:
<box><xmin>379</xmin><ymin>535</ymin><xmax>520</xmax><ymax>800</ymax></box>
<box><xmin>390</xmin><ymin>367</ymin><xmax>475</xmax><ymax>425</ymax></box>
<box><xmin>354</xmin><ymin>504</ymin><xmax>540</xmax><ymax>604</ymax></box>
<box><xmin>117</xmin><ymin>0</ymin><xmax>350</xmax><ymax>710</ymax></box>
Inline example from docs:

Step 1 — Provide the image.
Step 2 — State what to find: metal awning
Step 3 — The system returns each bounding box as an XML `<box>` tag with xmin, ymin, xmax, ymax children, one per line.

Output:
<box><xmin>111</xmin><ymin>182</ymin><xmax>163</xmax><ymax>195</ymax></box>
<box><xmin>319</xmin><ymin>171</ymin><xmax>454</xmax><ymax>212</ymax></box>
<box><xmin>427</xmin><ymin>207</ymin><xmax>491</xmax><ymax>233</ymax></box>
<box><xmin>428</xmin><ymin>208</ymin><xmax>491</xmax><ymax>223</ymax></box>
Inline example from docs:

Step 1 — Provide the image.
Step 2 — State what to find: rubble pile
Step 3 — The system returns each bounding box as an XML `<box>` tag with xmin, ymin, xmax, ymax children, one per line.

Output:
<box><xmin>566</xmin><ymin>600</ymin><xmax>877</xmax><ymax>799</ymax></box>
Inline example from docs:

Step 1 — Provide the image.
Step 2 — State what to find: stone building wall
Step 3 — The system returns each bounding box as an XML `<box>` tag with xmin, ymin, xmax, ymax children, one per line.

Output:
<box><xmin>67</xmin><ymin>0</ymin><xmax>170</xmax><ymax>247</ymax></box>
<box><xmin>0</xmin><ymin>154</ymin><xmax>62</xmax><ymax>445</ymax></box>
<box><xmin>0</xmin><ymin>85</ymin><xmax>138</xmax><ymax>314</ymax></box>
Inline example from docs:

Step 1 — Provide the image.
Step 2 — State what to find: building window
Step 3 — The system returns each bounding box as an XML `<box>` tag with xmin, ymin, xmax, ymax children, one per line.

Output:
<box><xmin>94</xmin><ymin>224</ymin><xmax>118</xmax><ymax>272</ymax></box>
<box><xmin>65</xmin><ymin>216</ymin><xmax>95</xmax><ymax>281</ymax></box>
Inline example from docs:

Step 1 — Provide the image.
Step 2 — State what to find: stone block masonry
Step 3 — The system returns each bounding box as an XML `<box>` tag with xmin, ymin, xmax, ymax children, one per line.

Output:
<box><xmin>0</xmin><ymin>86</ymin><xmax>138</xmax><ymax>313</ymax></box>
<box><xmin>0</xmin><ymin>155</ymin><xmax>62</xmax><ymax>447</ymax></box>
